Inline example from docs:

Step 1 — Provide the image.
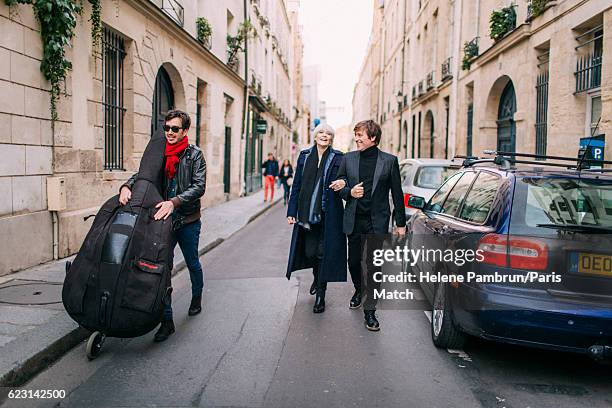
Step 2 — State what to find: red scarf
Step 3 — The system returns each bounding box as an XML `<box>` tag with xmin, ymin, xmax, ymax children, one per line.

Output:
<box><xmin>165</xmin><ymin>136</ymin><xmax>189</xmax><ymax>179</ymax></box>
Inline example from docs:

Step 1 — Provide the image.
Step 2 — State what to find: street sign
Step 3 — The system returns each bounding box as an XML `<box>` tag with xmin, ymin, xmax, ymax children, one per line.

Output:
<box><xmin>579</xmin><ymin>135</ymin><xmax>605</xmax><ymax>167</ymax></box>
<box><xmin>256</xmin><ymin>119</ymin><xmax>267</xmax><ymax>134</ymax></box>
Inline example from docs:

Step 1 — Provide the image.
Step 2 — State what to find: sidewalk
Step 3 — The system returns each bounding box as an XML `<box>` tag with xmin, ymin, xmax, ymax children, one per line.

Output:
<box><xmin>0</xmin><ymin>190</ymin><xmax>281</xmax><ymax>387</ymax></box>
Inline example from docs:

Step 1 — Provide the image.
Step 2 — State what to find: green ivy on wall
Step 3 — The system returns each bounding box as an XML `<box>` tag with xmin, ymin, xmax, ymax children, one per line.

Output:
<box><xmin>4</xmin><ymin>0</ymin><xmax>102</xmax><ymax>126</ymax></box>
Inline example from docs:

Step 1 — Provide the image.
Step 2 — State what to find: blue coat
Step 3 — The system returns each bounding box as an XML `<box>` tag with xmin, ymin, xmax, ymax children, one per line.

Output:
<box><xmin>286</xmin><ymin>146</ymin><xmax>347</xmax><ymax>282</ymax></box>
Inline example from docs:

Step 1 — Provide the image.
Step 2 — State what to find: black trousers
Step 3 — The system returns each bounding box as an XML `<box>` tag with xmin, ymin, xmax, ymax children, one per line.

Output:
<box><xmin>347</xmin><ymin>214</ymin><xmax>383</xmax><ymax>311</ymax></box>
<box><xmin>303</xmin><ymin>220</ymin><xmax>327</xmax><ymax>291</ymax></box>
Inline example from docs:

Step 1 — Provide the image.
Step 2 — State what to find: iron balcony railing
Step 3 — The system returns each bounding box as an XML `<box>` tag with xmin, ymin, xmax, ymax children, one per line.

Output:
<box><xmin>575</xmin><ymin>25</ymin><xmax>603</xmax><ymax>94</ymax></box>
<box><xmin>441</xmin><ymin>57</ymin><xmax>452</xmax><ymax>80</ymax></box>
<box><xmin>426</xmin><ymin>71</ymin><xmax>435</xmax><ymax>90</ymax></box>
<box><xmin>151</xmin><ymin>0</ymin><xmax>184</xmax><ymax>27</ymax></box>
<box><xmin>575</xmin><ymin>49</ymin><xmax>602</xmax><ymax>93</ymax></box>
<box><xmin>526</xmin><ymin>0</ymin><xmax>553</xmax><ymax>21</ymax></box>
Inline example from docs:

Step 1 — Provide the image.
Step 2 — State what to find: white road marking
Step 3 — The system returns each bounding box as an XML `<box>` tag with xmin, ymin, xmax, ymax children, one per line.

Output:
<box><xmin>447</xmin><ymin>349</ymin><xmax>473</xmax><ymax>362</ymax></box>
<box><xmin>424</xmin><ymin>310</ymin><xmax>432</xmax><ymax>322</ymax></box>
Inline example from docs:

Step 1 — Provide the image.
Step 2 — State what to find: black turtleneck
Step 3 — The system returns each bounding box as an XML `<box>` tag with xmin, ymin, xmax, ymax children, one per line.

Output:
<box><xmin>356</xmin><ymin>145</ymin><xmax>378</xmax><ymax>216</ymax></box>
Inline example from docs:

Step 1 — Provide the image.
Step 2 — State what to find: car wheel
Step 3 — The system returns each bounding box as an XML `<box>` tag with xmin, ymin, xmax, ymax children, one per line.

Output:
<box><xmin>431</xmin><ymin>283</ymin><xmax>467</xmax><ymax>349</ymax></box>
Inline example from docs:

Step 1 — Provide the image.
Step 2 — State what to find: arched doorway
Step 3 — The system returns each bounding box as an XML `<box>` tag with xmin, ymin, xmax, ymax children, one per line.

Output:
<box><xmin>497</xmin><ymin>82</ymin><xmax>516</xmax><ymax>152</ymax></box>
<box><xmin>151</xmin><ymin>67</ymin><xmax>174</xmax><ymax>135</ymax></box>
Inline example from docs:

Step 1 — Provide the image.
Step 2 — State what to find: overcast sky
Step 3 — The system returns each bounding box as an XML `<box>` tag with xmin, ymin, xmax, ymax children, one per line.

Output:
<box><xmin>299</xmin><ymin>0</ymin><xmax>373</xmax><ymax>128</ymax></box>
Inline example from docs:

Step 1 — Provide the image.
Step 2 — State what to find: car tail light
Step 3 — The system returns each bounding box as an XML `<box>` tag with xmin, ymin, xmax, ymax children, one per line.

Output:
<box><xmin>478</xmin><ymin>234</ymin><xmax>549</xmax><ymax>271</ymax></box>
<box><xmin>404</xmin><ymin>193</ymin><xmax>412</xmax><ymax>208</ymax></box>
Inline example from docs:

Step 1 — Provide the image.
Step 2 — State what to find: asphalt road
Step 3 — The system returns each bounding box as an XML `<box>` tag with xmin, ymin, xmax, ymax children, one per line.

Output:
<box><xmin>5</xmin><ymin>203</ymin><xmax>612</xmax><ymax>408</ymax></box>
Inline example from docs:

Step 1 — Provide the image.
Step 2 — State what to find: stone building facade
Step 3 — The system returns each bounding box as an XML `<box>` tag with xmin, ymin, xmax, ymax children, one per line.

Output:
<box><xmin>0</xmin><ymin>0</ymin><xmax>303</xmax><ymax>275</ymax></box>
<box><xmin>354</xmin><ymin>0</ymin><xmax>610</xmax><ymax>166</ymax></box>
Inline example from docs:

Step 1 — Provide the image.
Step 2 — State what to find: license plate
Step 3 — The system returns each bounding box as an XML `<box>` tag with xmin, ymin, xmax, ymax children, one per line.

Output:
<box><xmin>569</xmin><ymin>252</ymin><xmax>612</xmax><ymax>276</ymax></box>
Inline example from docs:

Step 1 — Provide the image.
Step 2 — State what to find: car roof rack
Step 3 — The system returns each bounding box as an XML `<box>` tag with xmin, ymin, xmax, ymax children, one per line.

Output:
<box><xmin>459</xmin><ymin>154</ymin><xmax>513</xmax><ymax>169</ymax></box>
<box><xmin>482</xmin><ymin>150</ymin><xmax>612</xmax><ymax>170</ymax></box>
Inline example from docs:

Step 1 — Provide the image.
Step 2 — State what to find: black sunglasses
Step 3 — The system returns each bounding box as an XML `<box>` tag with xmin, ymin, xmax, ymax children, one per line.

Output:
<box><xmin>163</xmin><ymin>125</ymin><xmax>183</xmax><ymax>133</ymax></box>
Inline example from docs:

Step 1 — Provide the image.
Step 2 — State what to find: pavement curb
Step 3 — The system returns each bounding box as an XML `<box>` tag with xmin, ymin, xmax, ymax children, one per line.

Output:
<box><xmin>0</xmin><ymin>197</ymin><xmax>281</xmax><ymax>389</ymax></box>
<box><xmin>0</xmin><ymin>326</ymin><xmax>89</xmax><ymax>388</ymax></box>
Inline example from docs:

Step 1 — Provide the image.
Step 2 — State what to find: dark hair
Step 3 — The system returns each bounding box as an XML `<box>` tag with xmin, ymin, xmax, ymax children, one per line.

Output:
<box><xmin>165</xmin><ymin>109</ymin><xmax>191</xmax><ymax>130</ymax></box>
<box><xmin>353</xmin><ymin>120</ymin><xmax>382</xmax><ymax>145</ymax></box>
<box><xmin>283</xmin><ymin>159</ymin><xmax>290</xmax><ymax>166</ymax></box>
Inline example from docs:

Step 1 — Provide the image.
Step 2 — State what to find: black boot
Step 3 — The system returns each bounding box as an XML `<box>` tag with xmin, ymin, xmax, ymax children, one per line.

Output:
<box><xmin>313</xmin><ymin>288</ymin><xmax>326</xmax><ymax>313</ymax></box>
<box><xmin>364</xmin><ymin>310</ymin><xmax>380</xmax><ymax>331</ymax></box>
<box><xmin>349</xmin><ymin>290</ymin><xmax>362</xmax><ymax>309</ymax></box>
<box><xmin>309</xmin><ymin>281</ymin><xmax>317</xmax><ymax>296</ymax></box>
<box><xmin>154</xmin><ymin>320</ymin><xmax>175</xmax><ymax>342</ymax></box>
<box><xmin>188</xmin><ymin>295</ymin><xmax>202</xmax><ymax>316</ymax></box>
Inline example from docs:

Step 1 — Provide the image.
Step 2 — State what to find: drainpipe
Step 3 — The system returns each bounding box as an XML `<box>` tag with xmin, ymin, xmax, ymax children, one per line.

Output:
<box><xmin>400</xmin><ymin>0</ymin><xmax>408</xmax><ymax>157</ymax></box>
<box><xmin>449</xmin><ymin>0</ymin><xmax>463</xmax><ymax>159</ymax></box>
<box><xmin>241</xmin><ymin>0</ymin><xmax>249</xmax><ymax>196</ymax></box>
<box><xmin>52</xmin><ymin>211</ymin><xmax>59</xmax><ymax>259</ymax></box>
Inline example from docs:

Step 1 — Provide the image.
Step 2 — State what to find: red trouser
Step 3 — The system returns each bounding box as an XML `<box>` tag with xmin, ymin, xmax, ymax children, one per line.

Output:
<box><xmin>264</xmin><ymin>175</ymin><xmax>275</xmax><ymax>201</ymax></box>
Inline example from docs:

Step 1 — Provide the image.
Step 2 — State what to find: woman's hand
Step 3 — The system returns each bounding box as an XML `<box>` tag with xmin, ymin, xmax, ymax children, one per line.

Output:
<box><xmin>329</xmin><ymin>179</ymin><xmax>346</xmax><ymax>191</ymax></box>
<box><xmin>287</xmin><ymin>216</ymin><xmax>296</xmax><ymax>225</ymax></box>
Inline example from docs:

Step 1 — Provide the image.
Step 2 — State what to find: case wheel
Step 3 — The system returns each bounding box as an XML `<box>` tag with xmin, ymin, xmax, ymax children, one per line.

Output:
<box><xmin>86</xmin><ymin>331</ymin><xmax>105</xmax><ymax>360</ymax></box>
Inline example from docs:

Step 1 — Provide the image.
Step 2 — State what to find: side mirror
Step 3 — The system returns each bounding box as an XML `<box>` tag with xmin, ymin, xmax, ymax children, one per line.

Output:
<box><xmin>408</xmin><ymin>195</ymin><xmax>426</xmax><ymax>209</ymax></box>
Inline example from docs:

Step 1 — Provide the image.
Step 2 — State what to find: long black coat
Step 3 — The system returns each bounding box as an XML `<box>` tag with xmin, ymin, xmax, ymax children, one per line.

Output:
<box><xmin>286</xmin><ymin>146</ymin><xmax>347</xmax><ymax>283</ymax></box>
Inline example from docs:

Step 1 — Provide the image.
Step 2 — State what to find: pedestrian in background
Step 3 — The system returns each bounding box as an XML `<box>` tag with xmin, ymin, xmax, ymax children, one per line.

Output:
<box><xmin>261</xmin><ymin>153</ymin><xmax>279</xmax><ymax>202</ymax></box>
<box><xmin>331</xmin><ymin>119</ymin><xmax>406</xmax><ymax>331</ymax></box>
<box><xmin>119</xmin><ymin>109</ymin><xmax>207</xmax><ymax>342</ymax></box>
<box><xmin>286</xmin><ymin>124</ymin><xmax>346</xmax><ymax>313</ymax></box>
<box><xmin>278</xmin><ymin>159</ymin><xmax>294</xmax><ymax>206</ymax></box>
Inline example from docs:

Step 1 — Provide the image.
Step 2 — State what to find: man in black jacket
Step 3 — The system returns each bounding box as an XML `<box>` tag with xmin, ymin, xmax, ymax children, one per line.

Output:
<box><xmin>330</xmin><ymin>120</ymin><xmax>406</xmax><ymax>331</ymax></box>
<box><xmin>119</xmin><ymin>110</ymin><xmax>207</xmax><ymax>342</ymax></box>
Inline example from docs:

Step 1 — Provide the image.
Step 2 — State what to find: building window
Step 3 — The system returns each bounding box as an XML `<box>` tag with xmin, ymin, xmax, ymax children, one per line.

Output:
<box><xmin>575</xmin><ymin>25</ymin><xmax>603</xmax><ymax>93</ymax></box>
<box><xmin>587</xmin><ymin>93</ymin><xmax>602</xmax><ymax>137</ymax></box>
<box><xmin>103</xmin><ymin>27</ymin><xmax>126</xmax><ymax>170</ymax></box>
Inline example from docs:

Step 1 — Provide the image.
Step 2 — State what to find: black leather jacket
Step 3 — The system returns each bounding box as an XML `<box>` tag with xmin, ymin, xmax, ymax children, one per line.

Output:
<box><xmin>122</xmin><ymin>144</ymin><xmax>207</xmax><ymax>218</ymax></box>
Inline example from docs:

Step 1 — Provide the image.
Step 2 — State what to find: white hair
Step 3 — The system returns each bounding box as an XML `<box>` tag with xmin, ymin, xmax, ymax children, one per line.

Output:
<box><xmin>312</xmin><ymin>123</ymin><xmax>335</xmax><ymax>140</ymax></box>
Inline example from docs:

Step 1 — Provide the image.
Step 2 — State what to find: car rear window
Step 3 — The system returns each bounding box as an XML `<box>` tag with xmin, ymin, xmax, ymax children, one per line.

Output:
<box><xmin>520</xmin><ymin>177</ymin><xmax>612</xmax><ymax>231</ymax></box>
<box><xmin>414</xmin><ymin>166</ymin><xmax>459</xmax><ymax>189</ymax></box>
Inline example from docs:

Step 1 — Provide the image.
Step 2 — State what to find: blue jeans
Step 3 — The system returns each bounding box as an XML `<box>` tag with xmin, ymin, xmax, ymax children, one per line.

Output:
<box><xmin>163</xmin><ymin>219</ymin><xmax>204</xmax><ymax>320</ymax></box>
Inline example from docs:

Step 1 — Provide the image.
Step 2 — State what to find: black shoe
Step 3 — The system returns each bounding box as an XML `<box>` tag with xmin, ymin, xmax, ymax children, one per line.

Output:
<box><xmin>364</xmin><ymin>310</ymin><xmax>380</xmax><ymax>331</ymax></box>
<box><xmin>349</xmin><ymin>290</ymin><xmax>362</xmax><ymax>309</ymax></box>
<box><xmin>154</xmin><ymin>320</ymin><xmax>175</xmax><ymax>342</ymax></box>
<box><xmin>309</xmin><ymin>281</ymin><xmax>317</xmax><ymax>296</ymax></box>
<box><xmin>313</xmin><ymin>290</ymin><xmax>326</xmax><ymax>313</ymax></box>
<box><xmin>188</xmin><ymin>295</ymin><xmax>202</xmax><ymax>316</ymax></box>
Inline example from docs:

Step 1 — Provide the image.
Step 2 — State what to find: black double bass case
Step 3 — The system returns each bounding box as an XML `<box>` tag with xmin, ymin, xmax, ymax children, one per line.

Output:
<box><xmin>62</xmin><ymin>134</ymin><xmax>173</xmax><ymax>358</ymax></box>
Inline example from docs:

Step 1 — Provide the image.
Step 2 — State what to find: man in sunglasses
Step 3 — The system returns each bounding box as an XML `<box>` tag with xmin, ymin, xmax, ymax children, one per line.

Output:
<box><xmin>119</xmin><ymin>109</ymin><xmax>207</xmax><ymax>342</ymax></box>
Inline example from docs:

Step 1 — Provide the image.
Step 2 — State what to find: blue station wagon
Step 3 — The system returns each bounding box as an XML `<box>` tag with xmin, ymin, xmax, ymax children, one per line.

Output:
<box><xmin>406</xmin><ymin>153</ymin><xmax>612</xmax><ymax>360</ymax></box>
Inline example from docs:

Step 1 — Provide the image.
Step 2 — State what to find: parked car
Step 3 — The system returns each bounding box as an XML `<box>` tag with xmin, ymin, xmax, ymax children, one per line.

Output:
<box><xmin>406</xmin><ymin>154</ymin><xmax>612</xmax><ymax>360</ymax></box>
<box><xmin>399</xmin><ymin>159</ymin><xmax>461</xmax><ymax>219</ymax></box>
